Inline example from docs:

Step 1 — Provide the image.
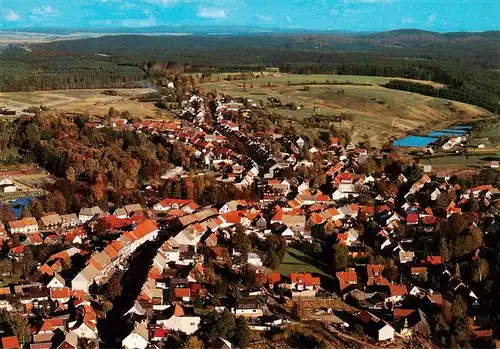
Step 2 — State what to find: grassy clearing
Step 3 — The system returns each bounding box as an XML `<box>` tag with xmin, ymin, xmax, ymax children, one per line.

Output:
<box><xmin>202</xmin><ymin>75</ymin><xmax>491</xmax><ymax>147</ymax></box>
<box><xmin>0</xmin><ymin>88</ymin><xmax>158</xmax><ymax>118</ymax></box>
<box><xmin>202</xmin><ymin>73</ymin><xmax>446</xmax><ymax>88</ymax></box>
<box><xmin>423</xmin><ymin>153</ymin><xmax>500</xmax><ymax>169</ymax></box>
<box><xmin>275</xmin><ymin>247</ymin><xmax>329</xmax><ymax>277</ymax></box>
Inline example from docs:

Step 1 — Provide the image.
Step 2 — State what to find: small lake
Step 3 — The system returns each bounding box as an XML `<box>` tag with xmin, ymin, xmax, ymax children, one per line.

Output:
<box><xmin>393</xmin><ymin>124</ymin><xmax>472</xmax><ymax>147</ymax></box>
<box><xmin>9</xmin><ymin>197</ymin><xmax>32</xmax><ymax>218</ymax></box>
<box><xmin>393</xmin><ymin>136</ymin><xmax>437</xmax><ymax>147</ymax></box>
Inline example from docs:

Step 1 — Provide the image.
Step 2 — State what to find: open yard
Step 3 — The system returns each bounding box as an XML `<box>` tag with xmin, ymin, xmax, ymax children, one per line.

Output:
<box><xmin>275</xmin><ymin>247</ymin><xmax>329</xmax><ymax>277</ymax></box>
<box><xmin>202</xmin><ymin>74</ymin><xmax>492</xmax><ymax>147</ymax></box>
<box><xmin>422</xmin><ymin>152</ymin><xmax>500</xmax><ymax>171</ymax></box>
<box><xmin>0</xmin><ymin>88</ymin><xmax>159</xmax><ymax>118</ymax></box>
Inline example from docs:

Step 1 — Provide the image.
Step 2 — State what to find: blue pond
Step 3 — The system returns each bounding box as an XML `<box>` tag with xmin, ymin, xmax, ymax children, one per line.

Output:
<box><xmin>393</xmin><ymin>136</ymin><xmax>437</xmax><ymax>147</ymax></box>
<box><xmin>440</xmin><ymin>128</ymin><xmax>467</xmax><ymax>134</ymax></box>
<box><xmin>427</xmin><ymin>131</ymin><xmax>466</xmax><ymax>137</ymax></box>
<box><xmin>9</xmin><ymin>197</ymin><xmax>32</xmax><ymax>218</ymax></box>
<box><xmin>449</xmin><ymin>125</ymin><xmax>472</xmax><ymax>130</ymax></box>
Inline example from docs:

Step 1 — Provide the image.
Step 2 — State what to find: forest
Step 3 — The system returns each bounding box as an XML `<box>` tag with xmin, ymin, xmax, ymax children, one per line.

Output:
<box><xmin>0</xmin><ymin>112</ymin><xmax>253</xmax><ymax>214</ymax></box>
<box><xmin>0</xmin><ymin>30</ymin><xmax>499</xmax><ymax>112</ymax></box>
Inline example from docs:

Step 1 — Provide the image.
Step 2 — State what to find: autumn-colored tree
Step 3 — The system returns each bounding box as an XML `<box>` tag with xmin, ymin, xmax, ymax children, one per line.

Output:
<box><xmin>472</xmin><ymin>259</ymin><xmax>489</xmax><ymax>282</ymax></box>
<box><xmin>91</xmin><ymin>173</ymin><xmax>107</xmax><ymax>203</ymax></box>
<box><xmin>31</xmin><ymin>199</ymin><xmax>44</xmax><ymax>218</ymax></box>
<box><xmin>20</xmin><ymin>205</ymin><xmax>32</xmax><ymax>218</ymax></box>
<box><xmin>183</xmin><ymin>335</ymin><xmax>204</xmax><ymax>349</ymax></box>
<box><xmin>0</xmin><ymin>206</ymin><xmax>15</xmax><ymax>222</ymax></box>
<box><xmin>66</xmin><ymin>166</ymin><xmax>76</xmax><ymax>181</ymax></box>
<box><xmin>184</xmin><ymin>176</ymin><xmax>197</xmax><ymax>201</ymax></box>
<box><xmin>332</xmin><ymin>244</ymin><xmax>348</xmax><ymax>271</ymax></box>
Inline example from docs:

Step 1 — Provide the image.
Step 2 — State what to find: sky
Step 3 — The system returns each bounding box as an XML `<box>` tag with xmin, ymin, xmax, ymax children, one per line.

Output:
<box><xmin>0</xmin><ymin>0</ymin><xmax>498</xmax><ymax>32</ymax></box>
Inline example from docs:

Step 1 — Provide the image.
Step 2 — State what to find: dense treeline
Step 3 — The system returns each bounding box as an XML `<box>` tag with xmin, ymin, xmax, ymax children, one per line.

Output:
<box><xmin>9</xmin><ymin>112</ymin><xmax>250</xmax><ymax>210</ymax></box>
<box><xmin>0</xmin><ymin>47</ymin><xmax>146</xmax><ymax>92</ymax></box>
<box><xmin>1</xmin><ymin>31</ymin><xmax>499</xmax><ymax>112</ymax></box>
<box><xmin>383</xmin><ymin>79</ymin><xmax>500</xmax><ymax>113</ymax></box>
<box><xmin>334</xmin><ymin>62</ymin><xmax>500</xmax><ymax>113</ymax></box>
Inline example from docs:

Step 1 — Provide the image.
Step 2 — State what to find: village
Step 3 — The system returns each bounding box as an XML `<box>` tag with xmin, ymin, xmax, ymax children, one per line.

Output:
<box><xmin>0</xmin><ymin>88</ymin><xmax>497</xmax><ymax>349</ymax></box>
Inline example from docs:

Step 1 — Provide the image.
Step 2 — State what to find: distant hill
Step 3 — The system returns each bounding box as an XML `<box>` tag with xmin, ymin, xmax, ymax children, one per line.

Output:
<box><xmin>30</xmin><ymin>30</ymin><xmax>500</xmax><ymax>68</ymax></box>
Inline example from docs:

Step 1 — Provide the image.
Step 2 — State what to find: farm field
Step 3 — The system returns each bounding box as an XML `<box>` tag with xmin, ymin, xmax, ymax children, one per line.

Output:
<box><xmin>201</xmin><ymin>73</ymin><xmax>447</xmax><ymax>88</ymax></box>
<box><xmin>275</xmin><ymin>247</ymin><xmax>329</xmax><ymax>277</ymax></box>
<box><xmin>422</xmin><ymin>152</ymin><xmax>500</xmax><ymax>170</ymax></box>
<box><xmin>0</xmin><ymin>88</ymin><xmax>158</xmax><ymax>118</ymax></box>
<box><xmin>202</xmin><ymin>74</ymin><xmax>492</xmax><ymax>147</ymax></box>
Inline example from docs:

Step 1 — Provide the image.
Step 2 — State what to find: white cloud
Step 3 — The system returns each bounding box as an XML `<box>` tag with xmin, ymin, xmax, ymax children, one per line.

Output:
<box><xmin>145</xmin><ymin>0</ymin><xmax>192</xmax><ymax>6</ymax></box>
<box><xmin>256</xmin><ymin>14</ymin><xmax>272</xmax><ymax>21</ymax></box>
<box><xmin>427</xmin><ymin>12</ymin><xmax>436</xmax><ymax>23</ymax></box>
<box><xmin>343</xmin><ymin>0</ymin><xmax>394</xmax><ymax>3</ymax></box>
<box><xmin>3</xmin><ymin>9</ymin><xmax>20</xmax><ymax>22</ymax></box>
<box><xmin>31</xmin><ymin>6</ymin><xmax>59</xmax><ymax>17</ymax></box>
<box><xmin>120</xmin><ymin>16</ymin><xmax>158</xmax><ymax>27</ymax></box>
<box><xmin>197</xmin><ymin>7</ymin><xmax>227</xmax><ymax>19</ymax></box>
<box><xmin>401</xmin><ymin>17</ymin><xmax>415</xmax><ymax>24</ymax></box>
<box><xmin>120</xmin><ymin>2</ymin><xmax>136</xmax><ymax>10</ymax></box>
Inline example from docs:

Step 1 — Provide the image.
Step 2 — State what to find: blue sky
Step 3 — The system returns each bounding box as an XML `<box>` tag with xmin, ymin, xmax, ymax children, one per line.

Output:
<box><xmin>1</xmin><ymin>0</ymin><xmax>498</xmax><ymax>32</ymax></box>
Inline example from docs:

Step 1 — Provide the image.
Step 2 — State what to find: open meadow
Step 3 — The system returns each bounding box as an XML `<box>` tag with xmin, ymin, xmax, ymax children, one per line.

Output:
<box><xmin>0</xmin><ymin>88</ymin><xmax>158</xmax><ymax>118</ymax></box>
<box><xmin>275</xmin><ymin>247</ymin><xmax>329</xmax><ymax>277</ymax></box>
<box><xmin>202</xmin><ymin>74</ymin><xmax>492</xmax><ymax>146</ymax></box>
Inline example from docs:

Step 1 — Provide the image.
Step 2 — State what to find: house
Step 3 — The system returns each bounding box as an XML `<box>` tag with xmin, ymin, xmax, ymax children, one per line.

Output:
<box><xmin>71</xmin><ymin>264</ymin><xmax>99</xmax><ymax>293</ymax></box>
<box><xmin>336</xmin><ymin>270</ymin><xmax>358</xmax><ymax>292</ymax></box>
<box><xmin>1</xmin><ymin>336</ymin><xmax>19</xmax><ymax>349</ymax></box>
<box><xmin>282</xmin><ymin>215</ymin><xmax>306</xmax><ymax>234</ymax></box>
<box><xmin>153</xmin><ymin>198</ymin><xmax>193</xmax><ymax>212</ymax></box>
<box><xmin>357</xmin><ymin>311</ymin><xmax>395</xmax><ymax>341</ymax></box>
<box><xmin>47</xmin><ymin>273</ymin><xmax>66</xmax><ymax>288</ymax></box>
<box><xmin>232</xmin><ymin>298</ymin><xmax>263</xmax><ymax>317</ymax></box>
<box><xmin>39</xmin><ymin>213</ymin><xmax>62</xmax><ymax>231</ymax></box>
<box><xmin>386</xmin><ymin>284</ymin><xmax>408</xmax><ymax>303</ymax></box>
<box><xmin>79</xmin><ymin>206</ymin><xmax>103</xmax><ymax>224</ymax></box>
<box><xmin>122</xmin><ymin>322</ymin><xmax>149</xmax><ymax>349</ymax></box>
<box><xmin>70</xmin><ymin>318</ymin><xmax>97</xmax><ymax>339</ymax></box>
<box><xmin>8</xmin><ymin>217</ymin><xmax>38</xmax><ymax>234</ymax></box>
<box><xmin>156</xmin><ymin>304</ymin><xmax>200</xmax><ymax>335</ymax></box>
<box><xmin>56</xmin><ymin>332</ymin><xmax>78</xmax><ymax>349</ymax></box>
<box><xmin>392</xmin><ymin>309</ymin><xmax>430</xmax><ymax>337</ymax></box>
<box><xmin>63</xmin><ymin>214</ymin><xmax>83</xmax><ymax>231</ymax></box>
<box><xmin>290</xmin><ymin>273</ymin><xmax>321</xmax><ymax>291</ymax></box>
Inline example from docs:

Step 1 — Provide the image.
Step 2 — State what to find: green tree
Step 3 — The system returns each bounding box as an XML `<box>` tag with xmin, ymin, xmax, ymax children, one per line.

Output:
<box><xmin>20</xmin><ymin>205</ymin><xmax>32</xmax><ymax>218</ymax></box>
<box><xmin>31</xmin><ymin>199</ymin><xmax>44</xmax><ymax>218</ymax></box>
<box><xmin>472</xmin><ymin>259</ymin><xmax>489</xmax><ymax>282</ymax></box>
<box><xmin>451</xmin><ymin>295</ymin><xmax>467</xmax><ymax>320</ymax></box>
<box><xmin>102</xmin><ymin>300</ymin><xmax>113</xmax><ymax>313</ymax></box>
<box><xmin>264</xmin><ymin>250</ymin><xmax>280</xmax><ymax>269</ymax></box>
<box><xmin>332</xmin><ymin>244</ymin><xmax>348</xmax><ymax>271</ymax></box>
<box><xmin>183</xmin><ymin>335</ymin><xmax>204</xmax><ymax>349</ymax></box>
<box><xmin>232</xmin><ymin>317</ymin><xmax>250</xmax><ymax>348</ymax></box>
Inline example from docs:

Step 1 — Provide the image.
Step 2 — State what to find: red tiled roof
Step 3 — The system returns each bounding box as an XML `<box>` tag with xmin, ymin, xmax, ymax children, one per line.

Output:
<box><xmin>367</xmin><ymin>276</ymin><xmax>390</xmax><ymax>286</ymax></box>
<box><xmin>267</xmin><ymin>272</ymin><xmax>281</xmax><ymax>284</ymax></box>
<box><xmin>388</xmin><ymin>284</ymin><xmax>407</xmax><ymax>296</ymax></box>
<box><xmin>174</xmin><ymin>288</ymin><xmax>190</xmax><ymax>298</ymax></box>
<box><xmin>406</xmin><ymin>213</ymin><xmax>419</xmax><ymax>223</ymax></box>
<box><xmin>290</xmin><ymin>273</ymin><xmax>320</xmax><ymax>286</ymax></box>
<box><xmin>426</xmin><ymin>256</ymin><xmax>443</xmax><ymax>265</ymax></box>
<box><xmin>1</xmin><ymin>336</ymin><xmax>19</xmax><ymax>349</ymax></box>
<box><xmin>152</xmin><ymin>328</ymin><xmax>168</xmax><ymax>339</ymax></box>
<box><xmin>50</xmin><ymin>288</ymin><xmax>70</xmax><ymax>299</ymax></box>
<box><xmin>367</xmin><ymin>264</ymin><xmax>384</xmax><ymax>278</ymax></box>
<box><xmin>173</xmin><ymin>304</ymin><xmax>184</xmax><ymax>317</ymax></box>
<box><xmin>393</xmin><ymin>309</ymin><xmax>415</xmax><ymax>319</ymax></box>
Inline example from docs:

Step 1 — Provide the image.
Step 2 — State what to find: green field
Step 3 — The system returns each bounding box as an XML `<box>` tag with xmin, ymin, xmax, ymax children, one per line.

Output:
<box><xmin>275</xmin><ymin>247</ymin><xmax>329</xmax><ymax>277</ymax></box>
<box><xmin>202</xmin><ymin>73</ymin><xmax>446</xmax><ymax>88</ymax></box>
<box><xmin>423</xmin><ymin>153</ymin><xmax>500</xmax><ymax>169</ymax></box>
<box><xmin>202</xmin><ymin>74</ymin><xmax>491</xmax><ymax>147</ymax></box>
